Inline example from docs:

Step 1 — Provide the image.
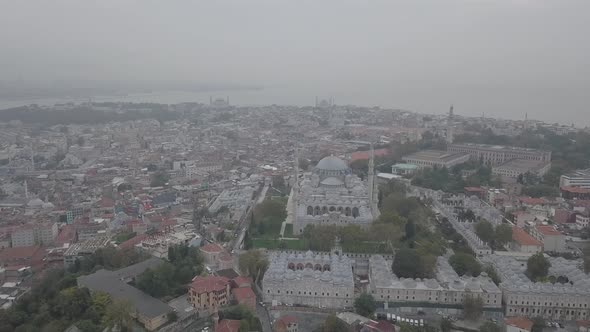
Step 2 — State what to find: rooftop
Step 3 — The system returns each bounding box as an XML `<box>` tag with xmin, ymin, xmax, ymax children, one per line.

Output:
<box><xmin>191</xmin><ymin>276</ymin><xmax>230</xmax><ymax>294</ymax></box>
<box><xmin>535</xmin><ymin>225</ymin><xmax>561</xmax><ymax>236</ymax></box>
<box><xmin>403</xmin><ymin>150</ymin><xmax>470</xmax><ymax>163</ymax></box>
<box><xmin>505</xmin><ymin>317</ymin><xmax>533</xmax><ymax>331</ymax></box>
<box><xmin>512</xmin><ymin>227</ymin><xmax>542</xmax><ymax>247</ymax></box>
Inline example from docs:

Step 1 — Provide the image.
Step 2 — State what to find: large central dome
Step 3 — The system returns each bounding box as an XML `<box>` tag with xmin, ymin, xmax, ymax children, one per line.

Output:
<box><xmin>315</xmin><ymin>156</ymin><xmax>349</xmax><ymax>171</ymax></box>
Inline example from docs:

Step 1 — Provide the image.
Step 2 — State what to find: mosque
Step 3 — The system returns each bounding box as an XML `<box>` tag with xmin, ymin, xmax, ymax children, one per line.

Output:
<box><xmin>290</xmin><ymin>146</ymin><xmax>380</xmax><ymax>234</ymax></box>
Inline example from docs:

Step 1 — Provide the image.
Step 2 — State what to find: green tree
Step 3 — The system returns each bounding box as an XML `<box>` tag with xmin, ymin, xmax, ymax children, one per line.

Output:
<box><xmin>392</xmin><ymin>249</ymin><xmax>434</xmax><ymax>279</ymax></box>
<box><xmin>463</xmin><ymin>295</ymin><xmax>483</xmax><ymax>321</ymax></box>
<box><xmin>479</xmin><ymin>321</ymin><xmax>501</xmax><ymax>332</ymax></box>
<box><xmin>353</xmin><ymin>293</ymin><xmax>377</xmax><ymax>318</ymax></box>
<box><xmin>404</xmin><ymin>220</ymin><xmax>416</xmax><ymax>240</ymax></box>
<box><xmin>239</xmin><ymin>250</ymin><xmax>269</xmax><ymax>282</ymax></box>
<box><xmin>449</xmin><ymin>253</ymin><xmax>482</xmax><ymax>277</ymax></box>
<box><xmin>526</xmin><ymin>252</ymin><xmax>551</xmax><ymax>281</ymax></box>
<box><xmin>475</xmin><ymin>220</ymin><xmax>494</xmax><ymax>244</ymax></box>
<box><xmin>150</xmin><ymin>170</ymin><xmax>169</xmax><ymax>187</ymax></box>
<box><xmin>494</xmin><ymin>224</ymin><xmax>513</xmax><ymax>247</ymax></box>
<box><xmin>440</xmin><ymin>318</ymin><xmax>453</xmax><ymax>332</ymax></box>
<box><xmin>315</xmin><ymin>315</ymin><xmax>352</xmax><ymax>332</ymax></box>
<box><xmin>531</xmin><ymin>317</ymin><xmax>545</xmax><ymax>332</ymax></box>
<box><xmin>102</xmin><ymin>299</ymin><xmax>133</xmax><ymax>330</ymax></box>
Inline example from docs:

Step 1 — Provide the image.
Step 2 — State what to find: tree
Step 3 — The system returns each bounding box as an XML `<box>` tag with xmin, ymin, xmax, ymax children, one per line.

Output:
<box><xmin>315</xmin><ymin>315</ymin><xmax>352</xmax><ymax>332</ymax></box>
<box><xmin>494</xmin><ymin>224</ymin><xmax>513</xmax><ymax>247</ymax></box>
<box><xmin>440</xmin><ymin>318</ymin><xmax>453</xmax><ymax>332</ymax></box>
<box><xmin>392</xmin><ymin>249</ymin><xmax>434</xmax><ymax>279</ymax></box>
<box><xmin>531</xmin><ymin>317</ymin><xmax>545</xmax><ymax>332</ymax></box>
<box><xmin>449</xmin><ymin>253</ymin><xmax>482</xmax><ymax>277</ymax></box>
<box><xmin>239</xmin><ymin>250</ymin><xmax>269</xmax><ymax>282</ymax></box>
<box><xmin>479</xmin><ymin>321</ymin><xmax>501</xmax><ymax>332</ymax></box>
<box><xmin>150</xmin><ymin>171</ymin><xmax>169</xmax><ymax>187</ymax></box>
<box><xmin>404</xmin><ymin>220</ymin><xmax>416</xmax><ymax>240</ymax></box>
<box><xmin>353</xmin><ymin>293</ymin><xmax>377</xmax><ymax>318</ymax></box>
<box><xmin>526</xmin><ymin>252</ymin><xmax>551</xmax><ymax>281</ymax></box>
<box><xmin>475</xmin><ymin>220</ymin><xmax>494</xmax><ymax>244</ymax></box>
<box><xmin>298</xmin><ymin>158</ymin><xmax>310</xmax><ymax>171</ymax></box>
<box><xmin>102</xmin><ymin>299</ymin><xmax>133</xmax><ymax>330</ymax></box>
<box><xmin>463</xmin><ymin>295</ymin><xmax>483</xmax><ymax>321</ymax></box>
<box><xmin>484</xmin><ymin>266</ymin><xmax>501</xmax><ymax>285</ymax></box>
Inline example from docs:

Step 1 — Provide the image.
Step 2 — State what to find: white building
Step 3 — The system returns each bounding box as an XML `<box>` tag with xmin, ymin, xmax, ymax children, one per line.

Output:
<box><xmin>11</xmin><ymin>223</ymin><xmax>58</xmax><ymax>247</ymax></box>
<box><xmin>368</xmin><ymin>255</ymin><xmax>502</xmax><ymax>308</ymax></box>
<box><xmin>481</xmin><ymin>255</ymin><xmax>590</xmax><ymax>321</ymax></box>
<box><xmin>292</xmin><ymin>151</ymin><xmax>378</xmax><ymax>234</ymax></box>
<box><xmin>560</xmin><ymin>169</ymin><xmax>590</xmax><ymax>189</ymax></box>
<box><xmin>402</xmin><ymin>150</ymin><xmax>470</xmax><ymax>169</ymax></box>
<box><xmin>262</xmin><ymin>248</ymin><xmax>355</xmax><ymax>308</ymax></box>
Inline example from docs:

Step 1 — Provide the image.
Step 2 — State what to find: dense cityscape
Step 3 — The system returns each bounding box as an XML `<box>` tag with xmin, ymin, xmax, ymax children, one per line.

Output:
<box><xmin>0</xmin><ymin>98</ymin><xmax>588</xmax><ymax>332</ymax></box>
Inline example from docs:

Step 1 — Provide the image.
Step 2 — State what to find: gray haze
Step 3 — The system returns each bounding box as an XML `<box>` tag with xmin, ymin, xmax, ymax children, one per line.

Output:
<box><xmin>1</xmin><ymin>0</ymin><xmax>589</xmax><ymax>125</ymax></box>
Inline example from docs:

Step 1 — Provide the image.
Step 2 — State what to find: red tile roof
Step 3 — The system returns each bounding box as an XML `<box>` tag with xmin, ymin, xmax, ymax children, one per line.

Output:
<box><xmin>0</xmin><ymin>246</ymin><xmax>44</xmax><ymax>260</ymax></box>
<box><xmin>512</xmin><ymin>227</ymin><xmax>542</xmax><ymax>246</ymax></box>
<box><xmin>519</xmin><ymin>197</ymin><xmax>546</xmax><ymax>205</ymax></box>
<box><xmin>505</xmin><ymin>317</ymin><xmax>533</xmax><ymax>331</ymax></box>
<box><xmin>232</xmin><ymin>287</ymin><xmax>256</xmax><ymax>302</ymax></box>
<box><xmin>535</xmin><ymin>225</ymin><xmax>562</xmax><ymax>236</ymax></box>
<box><xmin>55</xmin><ymin>225</ymin><xmax>76</xmax><ymax>246</ymax></box>
<box><xmin>232</xmin><ymin>276</ymin><xmax>252</xmax><ymax>287</ymax></box>
<box><xmin>364</xmin><ymin>320</ymin><xmax>396</xmax><ymax>332</ymax></box>
<box><xmin>191</xmin><ymin>276</ymin><xmax>230</xmax><ymax>294</ymax></box>
<box><xmin>277</xmin><ymin>315</ymin><xmax>297</xmax><ymax>325</ymax></box>
<box><xmin>561</xmin><ymin>186</ymin><xmax>590</xmax><ymax>194</ymax></box>
<box><xmin>216</xmin><ymin>319</ymin><xmax>240</xmax><ymax>332</ymax></box>
<box><xmin>200</xmin><ymin>243</ymin><xmax>224</xmax><ymax>253</ymax></box>
<box><xmin>350</xmin><ymin>148</ymin><xmax>390</xmax><ymax>162</ymax></box>
<box><xmin>118</xmin><ymin>234</ymin><xmax>148</xmax><ymax>250</ymax></box>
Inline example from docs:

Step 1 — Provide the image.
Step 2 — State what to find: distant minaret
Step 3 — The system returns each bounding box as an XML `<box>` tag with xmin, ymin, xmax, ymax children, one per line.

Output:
<box><xmin>524</xmin><ymin>113</ymin><xmax>529</xmax><ymax>131</ymax></box>
<box><xmin>446</xmin><ymin>105</ymin><xmax>454</xmax><ymax>144</ymax></box>
<box><xmin>24</xmin><ymin>180</ymin><xmax>28</xmax><ymax>199</ymax></box>
<box><xmin>30</xmin><ymin>146</ymin><xmax>35</xmax><ymax>171</ymax></box>
<box><xmin>292</xmin><ymin>145</ymin><xmax>299</xmax><ymax>225</ymax></box>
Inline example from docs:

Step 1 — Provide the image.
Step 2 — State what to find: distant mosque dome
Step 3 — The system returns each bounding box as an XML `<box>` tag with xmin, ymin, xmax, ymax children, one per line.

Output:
<box><xmin>315</xmin><ymin>156</ymin><xmax>349</xmax><ymax>172</ymax></box>
<box><xmin>27</xmin><ymin>198</ymin><xmax>44</xmax><ymax>207</ymax></box>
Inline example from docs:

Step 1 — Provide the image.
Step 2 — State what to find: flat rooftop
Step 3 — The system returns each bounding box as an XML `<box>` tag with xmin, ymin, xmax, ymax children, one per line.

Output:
<box><xmin>494</xmin><ymin>158</ymin><xmax>550</xmax><ymax>170</ymax></box>
<box><xmin>403</xmin><ymin>150</ymin><xmax>470</xmax><ymax>162</ymax></box>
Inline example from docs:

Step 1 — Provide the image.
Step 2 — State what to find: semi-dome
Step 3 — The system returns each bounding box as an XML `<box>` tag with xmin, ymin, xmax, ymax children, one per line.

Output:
<box><xmin>315</xmin><ymin>156</ymin><xmax>349</xmax><ymax>171</ymax></box>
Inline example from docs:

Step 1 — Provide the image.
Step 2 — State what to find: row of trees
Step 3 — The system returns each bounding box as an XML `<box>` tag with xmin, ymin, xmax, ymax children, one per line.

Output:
<box><xmin>474</xmin><ymin>220</ymin><xmax>513</xmax><ymax>249</ymax></box>
<box><xmin>250</xmin><ymin>198</ymin><xmax>287</xmax><ymax>237</ymax></box>
<box><xmin>136</xmin><ymin>244</ymin><xmax>204</xmax><ymax>300</ymax></box>
<box><xmin>0</xmin><ymin>267</ymin><xmax>136</xmax><ymax>332</ymax></box>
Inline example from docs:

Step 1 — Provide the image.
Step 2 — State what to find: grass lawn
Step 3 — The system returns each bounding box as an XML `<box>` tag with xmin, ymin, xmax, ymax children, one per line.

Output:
<box><xmin>251</xmin><ymin>238</ymin><xmax>309</xmax><ymax>250</ymax></box>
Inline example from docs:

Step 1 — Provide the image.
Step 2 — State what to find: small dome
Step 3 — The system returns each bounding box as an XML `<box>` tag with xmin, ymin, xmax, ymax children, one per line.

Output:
<box><xmin>27</xmin><ymin>198</ymin><xmax>44</xmax><ymax>207</ymax></box>
<box><xmin>315</xmin><ymin>156</ymin><xmax>349</xmax><ymax>171</ymax></box>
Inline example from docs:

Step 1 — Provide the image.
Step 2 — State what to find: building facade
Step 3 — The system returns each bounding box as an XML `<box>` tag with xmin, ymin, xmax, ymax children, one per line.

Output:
<box><xmin>291</xmin><ymin>150</ymin><xmax>378</xmax><ymax>234</ymax></box>
<box><xmin>448</xmin><ymin>144</ymin><xmax>551</xmax><ymax>166</ymax></box>
<box><xmin>401</xmin><ymin>150</ymin><xmax>470</xmax><ymax>169</ymax></box>
<box><xmin>560</xmin><ymin>169</ymin><xmax>590</xmax><ymax>189</ymax></box>
<box><xmin>189</xmin><ymin>276</ymin><xmax>231</xmax><ymax>310</ymax></box>
<box><xmin>262</xmin><ymin>249</ymin><xmax>355</xmax><ymax>308</ymax></box>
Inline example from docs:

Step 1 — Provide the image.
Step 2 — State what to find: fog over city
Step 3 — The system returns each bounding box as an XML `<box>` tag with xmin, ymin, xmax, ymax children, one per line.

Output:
<box><xmin>1</xmin><ymin>0</ymin><xmax>589</xmax><ymax>125</ymax></box>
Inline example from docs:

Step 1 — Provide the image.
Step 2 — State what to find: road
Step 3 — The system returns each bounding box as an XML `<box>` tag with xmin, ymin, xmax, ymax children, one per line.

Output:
<box><xmin>256</xmin><ymin>303</ymin><xmax>273</xmax><ymax>332</ymax></box>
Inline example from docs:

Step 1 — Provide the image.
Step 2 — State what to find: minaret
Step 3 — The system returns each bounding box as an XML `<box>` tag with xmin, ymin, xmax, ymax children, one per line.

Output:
<box><xmin>446</xmin><ymin>105</ymin><xmax>454</xmax><ymax>144</ymax></box>
<box><xmin>292</xmin><ymin>145</ymin><xmax>299</xmax><ymax>225</ymax></box>
<box><xmin>524</xmin><ymin>113</ymin><xmax>529</xmax><ymax>131</ymax></box>
<box><xmin>368</xmin><ymin>143</ymin><xmax>379</xmax><ymax>218</ymax></box>
<box><xmin>24</xmin><ymin>180</ymin><xmax>28</xmax><ymax>199</ymax></box>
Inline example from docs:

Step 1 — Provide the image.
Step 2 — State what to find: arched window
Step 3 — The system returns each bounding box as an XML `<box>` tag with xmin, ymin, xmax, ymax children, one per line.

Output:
<box><xmin>321</xmin><ymin>206</ymin><xmax>328</xmax><ymax>214</ymax></box>
<box><xmin>329</xmin><ymin>206</ymin><xmax>335</xmax><ymax>212</ymax></box>
<box><xmin>288</xmin><ymin>263</ymin><xmax>295</xmax><ymax>270</ymax></box>
<box><xmin>352</xmin><ymin>207</ymin><xmax>359</xmax><ymax>218</ymax></box>
<box><xmin>296</xmin><ymin>263</ymin><xmax>304</xmax><ymax>270</ymax></box>
<box><xmin>314</xmin><ymin>264</ymin><xmax>322</xmax><ymax>271</ymax></box>
<box><xmin>323</xmin><ymin>264</ymin><xmax>330</xmax><ymax>271</ymax></box>
<box><xmin>307</xmin><ymin>206</ymin><xmax>314</xmax><ymax>215</ymax></box>
<box><xmin>337</xmin><ymin>206</ymin><xmax>343</xmax><ymax>213</ymax></box>
<box><xmin>314</xmin><ymin>206</ymin><xmax>321</xmax><ymax>215</ymax></box>
<box><xmin>305</xmin><ymin>263</ymin><xmax>313</xmax><ymax>269</ymax></box>
<box><xmin>345</xmin><ymin>207</ymin><xmax>351</xmax><ymax>216</ymax></box>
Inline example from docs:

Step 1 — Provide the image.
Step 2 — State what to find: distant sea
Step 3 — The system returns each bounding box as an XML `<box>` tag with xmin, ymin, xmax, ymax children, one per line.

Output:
<box><xmin>0</xmin><ymin>87</ymin><xmax>587</xmax><ymax>127</ymax></box>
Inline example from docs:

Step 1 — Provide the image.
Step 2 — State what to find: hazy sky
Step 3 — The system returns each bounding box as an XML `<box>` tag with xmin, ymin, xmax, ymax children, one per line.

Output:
<box><xmin>1</xmin><ymin>0</ymin><xmax>589</xmax><ymax>125</ymax></box>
